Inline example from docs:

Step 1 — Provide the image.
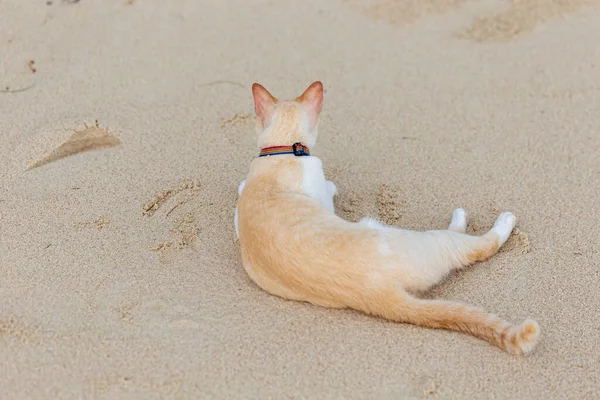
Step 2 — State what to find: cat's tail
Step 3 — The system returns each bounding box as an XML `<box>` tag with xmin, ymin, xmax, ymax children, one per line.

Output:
<box><xmin>360</xmin><ymin>292</ymin><xmax>540</xmax><ymax>356</ymax></box>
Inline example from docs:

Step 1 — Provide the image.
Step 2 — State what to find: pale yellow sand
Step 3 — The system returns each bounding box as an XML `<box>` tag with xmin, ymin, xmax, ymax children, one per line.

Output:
<box><xmin>1</xmin><ymin>0</ymin><xmax>599</xmax><ymax>398</ymax></box>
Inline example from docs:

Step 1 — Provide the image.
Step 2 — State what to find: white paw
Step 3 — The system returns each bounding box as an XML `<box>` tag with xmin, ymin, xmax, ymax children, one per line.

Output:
<box><xmin>449</xmin><ymin>208</ymin><xmax>468</xmax><ymax>233</ymax></box>
<box><xmin>492</xmin><ymin>212</ymin><xmax>516</xmax><ymax>246</ymax></box>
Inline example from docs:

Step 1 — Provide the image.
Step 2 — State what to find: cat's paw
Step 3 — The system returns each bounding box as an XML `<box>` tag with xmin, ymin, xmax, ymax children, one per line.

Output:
<box><xmin>504</xmin><ymin>319</ymin><xmax>541</xmax><ymax>356</ymax></box>
<box><xmin>492</xmin><ymin>212</ymin><xmax>516</xmax><ymax>246</ymax></box>
<box><xmin>449</xmin><ymin>208</ymin><xmax>468</xmax><ymax>232</ymax></box>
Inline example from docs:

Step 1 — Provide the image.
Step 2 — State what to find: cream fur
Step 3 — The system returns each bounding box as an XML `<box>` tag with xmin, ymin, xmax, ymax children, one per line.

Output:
<box><xmin>235</xmin><ymin>81</ymin><xmax>541</xmax><ymax>356</ymax></box>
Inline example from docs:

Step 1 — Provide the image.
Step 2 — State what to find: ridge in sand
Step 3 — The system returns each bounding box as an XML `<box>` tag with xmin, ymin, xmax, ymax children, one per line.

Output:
<box><xmin>27</xmin><ymin>124</ymin><xmax>121</xmax><ymax>170</ymax></box>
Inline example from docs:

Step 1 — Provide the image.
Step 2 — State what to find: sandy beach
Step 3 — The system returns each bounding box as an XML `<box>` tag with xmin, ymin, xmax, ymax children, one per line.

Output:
<box><xmin>1</xmin><ymin>0</ymin><xmax>599</xmax><ymax>398</ymax></box>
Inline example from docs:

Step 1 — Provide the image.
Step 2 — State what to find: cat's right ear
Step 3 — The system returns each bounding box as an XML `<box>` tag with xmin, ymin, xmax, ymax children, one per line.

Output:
<box><xmin>252</xmin><ymin>83</ymin><xmax>277</xmax><ymax>122</ymax></box>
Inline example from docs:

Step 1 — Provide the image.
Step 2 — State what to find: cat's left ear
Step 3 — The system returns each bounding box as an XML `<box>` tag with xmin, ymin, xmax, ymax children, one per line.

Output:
<box><xmin>252</xmin><ymin>83</ymin><xmax>278</xmax><ymax>122</ymax></box>
<box><xmin>296</xmin><ymin>81</ymin><xmax>324</xmax><ymax>118</ymax></box>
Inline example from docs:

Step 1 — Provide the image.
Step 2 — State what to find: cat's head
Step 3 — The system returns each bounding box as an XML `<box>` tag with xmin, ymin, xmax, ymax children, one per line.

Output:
<box><xmin>251</xmin><ymin>81</ymin><xmax>324</xmax><ymax>151</ymax></box>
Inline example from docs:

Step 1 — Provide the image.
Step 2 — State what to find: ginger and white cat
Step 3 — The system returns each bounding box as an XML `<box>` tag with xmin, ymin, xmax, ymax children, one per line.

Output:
<box><xmin>235</xmin><ymin>81</ymin><xmax>540</xmax><ymax>356</ymax></box>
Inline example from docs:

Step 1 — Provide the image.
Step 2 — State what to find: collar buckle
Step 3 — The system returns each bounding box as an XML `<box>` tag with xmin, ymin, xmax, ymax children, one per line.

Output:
<box><xmin>292</xmin><ymin>142</ymin><xmax>309</xmax><ymax>156</ymax></box>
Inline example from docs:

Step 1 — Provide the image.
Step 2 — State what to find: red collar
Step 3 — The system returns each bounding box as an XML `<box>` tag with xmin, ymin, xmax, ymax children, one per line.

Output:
<box><xmin>259</xmin><ymin>142</ymin><xmax>310</xmax><ymax>157</ymax></box>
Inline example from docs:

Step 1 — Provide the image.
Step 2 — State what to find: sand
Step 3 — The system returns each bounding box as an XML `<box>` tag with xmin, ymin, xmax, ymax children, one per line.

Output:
<box><xmin>1</xmin><ymin>0</ymin><xmax>599</xmax><ymax>398</ymax></box>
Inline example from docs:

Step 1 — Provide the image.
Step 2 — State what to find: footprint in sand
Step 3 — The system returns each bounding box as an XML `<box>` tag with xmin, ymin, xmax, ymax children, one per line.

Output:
<box><xmin>458</xmin><ymin>0</ymin><xmax>599</xmax><ymax>43</ymax></box>
<box><xmin>499</xmin><ymin>227</ymin><xmax>531</xmax><ymax>254</ymax></box>
<box><xmin>335</xmin><ymin>191</ymin><xmax>367</xmax><ymax>223</ymax></box>
<box><xmin>142</xmin><ymin>178</ymin><xmax>200</xmax><ymax>217</ymax></box>
<box><xmin>142</xmin><ymin>179</ymin><xmax>202</xmax><ymax>263</ymax></box>
<box><xmin>73</xmin><ymin>215</ymin><xmax>109</xmax><ymax>230</ymax></box>
<box><xmin>0</xmin><ymin>317</ymin><xmax>35</xmax><ymax>343</ymax></box>
<box><xmin>377</xmin><ymin>183</ymin><xmax>404</xmax><ymax>226</ymax></box>
<box><xmin>220</xmin><ymin>113</ymin><xmax>254</xmax><ymax>129</ymax></box>
<box><xmin>114</xmin><ymin>302</ymin><xmax>137</xmax><ymax>325</ymax></box>
<box><xmin>345</xmin><ymin>0</ymin><xmax>598</xmax><ymax>42</ymax></box>
<box><xmin>343</xmin><ymin>0</ymin><xmax>468</xmax><ymax>26</ymax></box>
<box><xmin>27</xmin><ymin>123</ymin><xmax>121</xmax><ymax>170</ymax></box>
<box><xmin>148</xmin><ymin>212</ymin><xmax>201</xmax><ymax>261</ymax></box>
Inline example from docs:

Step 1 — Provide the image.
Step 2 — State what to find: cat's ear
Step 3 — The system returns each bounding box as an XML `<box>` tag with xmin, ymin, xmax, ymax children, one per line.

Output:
<box><xmin>252</xmin><ymin>83</ymin><xmax>277</xmax><ymax>122</ymax></box>
<box><xmin>296</xmin><ymin>81</ymin><xmax>324</xmax><ymax>117</ymax></box>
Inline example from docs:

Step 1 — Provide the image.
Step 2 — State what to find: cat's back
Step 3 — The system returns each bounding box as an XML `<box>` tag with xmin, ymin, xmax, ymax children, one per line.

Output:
<box><xmin>238</xmin><ymin>170</ymin><xmax>329</xmax><ymax>239</ymax></box>
<box><xmin>239</xmin><ymin>156</ymin><xmax>323</xmax><ymax>214</ymax></box>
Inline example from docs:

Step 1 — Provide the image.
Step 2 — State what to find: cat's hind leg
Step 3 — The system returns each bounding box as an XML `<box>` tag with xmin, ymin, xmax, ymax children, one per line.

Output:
<box><xmin>442</xmin><ymin>211</ymin><xmax>516</xmax><ymax>270</ymax></box>
<box><xmin>400</xmin><ymin>211</ymin><xmax>516</xmax><ymax>293</ymax></box>
<box><xmin>460</xmin><ymin>211</ymin><xmax>516</xmax><ymax>264</ymax></box>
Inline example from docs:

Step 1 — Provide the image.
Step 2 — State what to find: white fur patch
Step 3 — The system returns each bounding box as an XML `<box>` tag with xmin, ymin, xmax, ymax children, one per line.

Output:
<box><xmin>378</xmin><ymin>239</ymin><xmax>392</xmax><ymax>256</ymax></box>
<box><xmin>301</xmin><ymin>157</ymin><xmax>335</xmax><ymax>212</ymax></box>
<box><xmin>358</xmin><ymin>217</ymin><xmax>393</xmax><ymax>257</ymax></box>
<box><xmin>358</xmin><ymin>217</ymin><xmax>385</xmax><ymax>229</ymax></box>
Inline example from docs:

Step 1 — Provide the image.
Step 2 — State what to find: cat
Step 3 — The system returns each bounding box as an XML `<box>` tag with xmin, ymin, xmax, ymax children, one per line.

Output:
<box><xmin>234</xmin><ymin>81</ymin><xmax>540</xmax><ymax>356</ymax></box>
